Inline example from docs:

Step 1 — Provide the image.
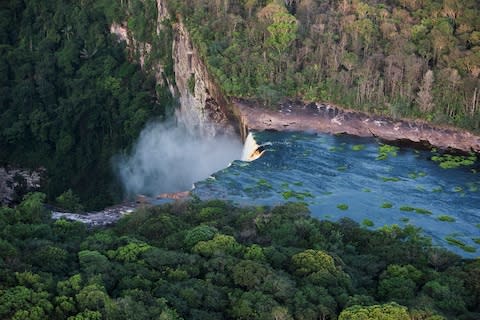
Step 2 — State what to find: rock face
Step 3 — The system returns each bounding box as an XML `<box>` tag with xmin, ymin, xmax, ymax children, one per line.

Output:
<box><xmin>0</xmin><ymin>167</ymin><xmax>43</xmax><ymax>205</ymax></box>
<box><xmin>110</xmin><ymin>0</ymin><xmax>237</xmax><ymax>138</ymax></box>
<box><xmin>172</xmin><ymin>20</ymin><xmax>236</xmax><ymax>137</ymax></box>
<box><xmin>234</xmin><ymin>99</ymin><xmax>480</xmax><ymax>153</ymax></box>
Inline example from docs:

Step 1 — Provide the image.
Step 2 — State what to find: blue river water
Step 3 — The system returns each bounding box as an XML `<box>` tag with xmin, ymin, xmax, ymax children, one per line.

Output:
<box><xmin>193</xmin><ymin>131</ymin><xmax>480</xmax><ymax>258</ymax></box>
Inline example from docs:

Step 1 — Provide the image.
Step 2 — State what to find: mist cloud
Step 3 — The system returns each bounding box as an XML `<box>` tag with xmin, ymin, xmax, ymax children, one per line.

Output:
<box><xmin>115</xmin><ymin>121</ymin><xmax>242</xmax><ymax>196</ymax></box>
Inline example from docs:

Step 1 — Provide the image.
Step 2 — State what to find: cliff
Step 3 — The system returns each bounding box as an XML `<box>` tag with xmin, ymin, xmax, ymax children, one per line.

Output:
<box><xmin>172</xmin><ymin>20</ymin><xmax>236</xmax><ymax>137</ymax></box>
<box><xmin>110</xmin><ymin>0</ymin><xmax>237</xmax><ymax>137</ymax></box>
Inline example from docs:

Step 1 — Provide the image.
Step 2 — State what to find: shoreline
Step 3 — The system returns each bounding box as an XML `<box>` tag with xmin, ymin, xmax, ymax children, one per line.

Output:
<box><xmin>233</xmin><ymin>98</ymin><xmax>480</xmax><ymax>154</ymax></box>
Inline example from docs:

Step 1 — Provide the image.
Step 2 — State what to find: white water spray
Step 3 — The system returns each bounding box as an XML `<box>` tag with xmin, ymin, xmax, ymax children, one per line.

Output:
<box><xmin>115</xmin><ymin>121</ymin><xmax>242</xmax><ymax>196</ymax></box>
<box><xmin>241</xmin><ymin>132</ymin><xmax>267</xmax><ymax>161</ymax></box>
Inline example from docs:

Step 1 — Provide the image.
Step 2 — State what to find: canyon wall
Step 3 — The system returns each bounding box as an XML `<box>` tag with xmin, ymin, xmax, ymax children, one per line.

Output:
<box><xmin>111</xmin><ymin>0</ymin><xmax>238</xmax><ymax>137</ymax></box>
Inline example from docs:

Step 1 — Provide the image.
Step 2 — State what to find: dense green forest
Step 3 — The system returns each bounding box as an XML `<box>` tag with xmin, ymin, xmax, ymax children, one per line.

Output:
<box><xmin>0</xmin><ymin>0</ymin><xmax>174</xmax><ymax>209</ymax></box>
<box><xmin>0</xmin><ymin>194</ymin><xmax>479</xmax><ymax>319</ymax></box>
<box><xmin>169</xmin><ymin>0</ymin><xmax>480</xmax><ymax>129</ymax></box>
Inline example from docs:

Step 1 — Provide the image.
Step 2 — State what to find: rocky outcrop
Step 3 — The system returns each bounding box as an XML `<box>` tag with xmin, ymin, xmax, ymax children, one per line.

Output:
<box><xmin>234</xmin><ymin>99</ymin><xmax>480</xmax><ymax>153</ymax></box>
<box><xmin>172</xmin><ymin>20</ymin><xmax>236</xmax><ymax>137</ymax></box>
<box><xmin>0</xmin><ymin>167</ymin><xmax>44</xmax><ymax>205</ymax></box>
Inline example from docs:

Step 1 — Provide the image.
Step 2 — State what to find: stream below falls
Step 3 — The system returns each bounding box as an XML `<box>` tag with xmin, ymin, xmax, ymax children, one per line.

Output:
<box><xmin>193</xmin><ymin>131</ymin><xmax>480</xmax><ymax>258</ymax></box>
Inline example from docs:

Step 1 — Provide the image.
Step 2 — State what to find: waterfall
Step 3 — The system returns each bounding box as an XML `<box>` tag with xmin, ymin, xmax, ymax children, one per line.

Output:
<box><xmin>241</xmin><ymin>132</ymin><xmax>266</xmax><ymax>161</ymax></box>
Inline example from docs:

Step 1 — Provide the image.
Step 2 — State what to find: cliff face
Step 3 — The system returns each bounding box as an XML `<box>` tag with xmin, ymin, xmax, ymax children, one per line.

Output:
<box><xmin>172</xmin><ymin>21</ymin><xmax>236</xmax><ymax>137</ymax></box>
<box><xmin>111</xmin><ymin>0</ymin><xmax>237</xmax><ymax>137</ymax></box>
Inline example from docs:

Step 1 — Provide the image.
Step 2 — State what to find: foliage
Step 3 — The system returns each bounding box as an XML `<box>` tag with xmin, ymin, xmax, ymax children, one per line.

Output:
<box><xmin>167</xmin><ymin>0</ymin><xmax>480</xmax><ymax>131</ymax></box>
<box><xmin>1</xmin><ymin>196</ymin><xmax>478</xmax><ymax>319</ymax></box>
<box><xmin>0</xmin><ymin>0</ymin><xmax>174</xmax><ymax>209</ymax></box>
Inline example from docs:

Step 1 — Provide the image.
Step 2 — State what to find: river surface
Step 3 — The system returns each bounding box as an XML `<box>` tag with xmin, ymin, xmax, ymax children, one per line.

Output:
<box><xmin>193</xmin><ymin>131</ymin><xmax>480</xmax><ymax>258</ymax></box>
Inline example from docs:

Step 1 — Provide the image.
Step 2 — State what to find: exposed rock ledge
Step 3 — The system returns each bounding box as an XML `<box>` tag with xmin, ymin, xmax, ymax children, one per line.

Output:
<box><xmin>233</xmin><ymin>99</ymin><xmax>480</xmax><ymax>153</ymax></box>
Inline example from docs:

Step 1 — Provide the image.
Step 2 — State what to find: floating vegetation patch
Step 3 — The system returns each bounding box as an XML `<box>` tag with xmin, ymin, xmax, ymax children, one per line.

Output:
<box><xmin>437</xmin><ymin>215</ymin><xmax>455</xmax><ymax>222</ymax></box>
<box><xmin>467</xmin><ymin>182</ymin><xmax>478</xmax><ymax>192</ymax></box>
<box><xmin>329</xmin><ymin>146</ymin><xmax>345</xmax><ymax>152</ymax></box>
<box><xmin>362</xmin><ymin>219</ymin><xmax>374</xmax><ymax>227</ymax></box>
<box><xmin>473</xmin><ymin>238</ymin><xmax>480</xmax><ymax>245</ymax></box>
<box><xmin>362</xmin><ymin>188</ymin><xmax>371</xmax><ymax>192</ymax></box>
<box><xmin>322</xmin><ymin>191</ymin><xmax>333</xmax><ymax>196</ymax></box>
<box><xmin>351</xmin><ymin>144</ymin><xmax>365</xmax><ymax>151</ymax></box>
<box><xmin>256</xmin><ymin>179</ymin><xmax>272</xmax><ymax>189</ymax></box>
<box><xmin>408</xmin><ymin>171</ymin><xmax>427</xmax><ymax>179</ymax></box>
<box><xmin>445</xmin><ymin>236</ymin><xmax>476</xmax><ymax>253</ymax></box>
<box><xmin>381</xmin><ymin>202</ymin><xmax>393</xmax><ymax>208</ymax></box>
<box><xmin>337</xmin><ymin>203</ymin><xmax>349</xmax><ymax>210</ymax></box>
<box><xmin>400</xmin><ymin>217</ymin><xmax>410</xmax><ymax>223</ymax></box>
<box><xmin>414</xmin><ymin>208</ymin><xmax>432</xmax><ymax>215</ymax></box>
<box><xmin>432</xmin><ymin>186</ymin><xmax>443</xmax><ymax>193</ymax></box>
<box><xmin>377</xmin><ymin>144</ymin><xmax>399</xmax><ymax>160</ymax></box>
<box><xmin>382</xmin><ymin>176</ymin><xmax>400</xmax><ymax>182</ymax></box>
<box><xmin>337</xmin><ymin>165</ymin><xmax>348</xmax><ymax>172</ymax></box>
<box><xmin>399</xmin><ymin>206</ymin><xmax>415</xmax><ymax>212</ymax></box>
<box><xmin>476</xmin><ymin>224</ymin><xmax>480</xmax><ymax>229</ymax></box>
<box><xmin>415</xmin><ymin>185</ymin><xmax>426</xmax><ymax>192</ymax></box>
<box><xmin>281</xmin><ymin>190</ymin><xmax>314</xmax><ymax>200</ymax></box>
<box><xmin>431</xmin><ymin>152</ymin><xmax>477</xmax><ymax>169</ymax></box>
<box><xmin>453</xmin><ymin>186</ymin><xmax>463</xmax><ymax>193</ymax></box>
<box><xmin>293</xmin><ymin>181</ymin><xmax>303</xmax><ymax>186</ymax></box>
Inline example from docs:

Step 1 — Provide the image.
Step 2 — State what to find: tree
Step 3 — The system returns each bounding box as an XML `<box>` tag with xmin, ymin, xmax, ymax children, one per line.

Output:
<box><xmin>338</xmin><ymin>302</ymin><xmax>410</xmax><ymax>320</ymax></box>
<box><xmin>417</xmin><ymin>70</ymin><xmax>434</xmax><ymax>113</ymax></box>
<box><xmin>291</xmin><ymin>249</ymin><xmax>336</xmax><ymax>276</ymax></box>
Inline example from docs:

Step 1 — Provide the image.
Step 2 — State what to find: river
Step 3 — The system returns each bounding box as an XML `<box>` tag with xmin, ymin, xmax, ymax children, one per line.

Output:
<box><xmin>193</xmin><ymin>131</ymin><xmax>480</xmax><ymax>258</ymax></box>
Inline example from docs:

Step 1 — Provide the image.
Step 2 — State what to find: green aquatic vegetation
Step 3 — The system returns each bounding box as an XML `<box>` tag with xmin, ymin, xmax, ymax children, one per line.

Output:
<box><xmin>476</xmin><ymin>224</ymin><xmax>480</xmax><ymax>229</ymax></box>
<box><xmin>431</xmin><ymin>153</ymin><xmax>477</xmax><ymax>169</ymax></box>
<box><xmin>256</xmin><ymin>179</ymin><xmax>272</xmax><ymax>189</ymax></box>
<box><xmin>400</xmin><ymin>217</ymin><xmax>410</xmax><ymax>223</ymax></box>
<box><xmin>414</xmin><ymin>208</ymin><xmax>432</xmax><ymax>215</ymax></box>
<box><xmin>432</xmin><ymin>186</ymin><xmax>443</xmax><ymax>193</ymax></box>
<box><xmin>362</xmin><ymin>219</ymin><xmax>374</xmax><ymax>227</ymax></box>
<box><xmin>382</xmin><ymin>176</ymin><xmax>400</xmax><ymax>182</ymax></box>
<box><xmin>329</xmin><ymin>146</ymin><xmax>345</xmax><ymax>152</ymax></box>
<box><xmin>381</xmin><ymin>202</ymin><xmax>393</xmax><ymax>208</ymax></box>
<box><xmin>437</xmin><ymin>215</ymin><xmax>455</xmax><ymax>222</ymax></box>
<box><xmin>337</xmin><ymin>204</ymin><xmax>349</xmax><ymax>210</ymax></box>
<box><xmin>473</xmin><ymin>238</ymin><xmax>480</xmax><ymax>244</ymax></box>
<box><xmin>362</xmin><ymin>188</ymin><xmax>371</xmax><ymax>192</ymax></box>
<box><xmin>281</xmin><ymin>182</ymin><xmax>289</xmax><ymax>188</ymax></box>
<box><xmin>467</xmin><ymin>182</ymin><xmax>478</xmax><ymax>192</ymax></box>
<box><xmin>445</xmin><ymin>236</ymin><xmax>477</xmax><ymax>253</ymax></box>
<box><xmin>415</xmin><ymin>185</ymin><xmax>426</xmax><ymax>192</ymax></box>
<box><xmin>377</xmin><ymin>144</ymin><xmax>399</xmax><ymax>160</ymax></box>
<box><xmin>322</xmin><ymin>191</ymin><xmax>333</xmax><ymax>196</ymax></box>
<box><xmin>281</xmin><ymin>190</ymin><xmax>314</xmax><ymax>201</ymax></box>
<box><xmin>293</xmin><ymin>181</ymin><xmax>303</xmax><ymax>186</ymax></box>
<box><xmin>337</xmin><ymin>165</ymin><xmax>348</xmax><ymax>172</ymax></box>
<box><xmin>453</xmin><ymin>186</ymin><xmax>463</xmax><ymax>193</ymax></box>
<box><xmin>351</xmin><ymin>144</ymin><xmax>365</xmax><ymax>151</ymax></box>
<box><xmin>400</xmin><ymin>206</ymin><xmax>415</xmax><ymax>212</ymax></box>
<box><xmin>408</xmin><ymin>171</ymin><xmax>427</xmax><ymax>179</ymax></box>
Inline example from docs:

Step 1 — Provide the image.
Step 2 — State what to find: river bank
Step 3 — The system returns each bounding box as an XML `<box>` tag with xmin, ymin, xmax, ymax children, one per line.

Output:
<box><xmin>233</xmin><ymin>98</ymin><xmax>480</xmax><ymax>154</ymax></box>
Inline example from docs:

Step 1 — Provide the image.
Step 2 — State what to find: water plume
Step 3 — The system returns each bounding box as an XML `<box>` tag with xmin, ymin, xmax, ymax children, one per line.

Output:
<box><xmin>241</xmin><ymin>132</ymin><xmax>269</xmax><ymax>161</ymax></box>
<box><xmin>115</xmin><ymin>120</ymin><xmax>242</xmax><ymax>197</ymax></box>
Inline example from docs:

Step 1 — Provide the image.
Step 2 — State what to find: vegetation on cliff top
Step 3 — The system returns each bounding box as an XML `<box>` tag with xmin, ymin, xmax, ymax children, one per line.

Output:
<box><xmin>1</xmin><ymin>194</ymin><xmax>479</xmax><ymax>319</ymax></box>
<box><xmin>168</xmin><ymin>0</ymin><xmax>480</xmax><ymax>130</ymax></box>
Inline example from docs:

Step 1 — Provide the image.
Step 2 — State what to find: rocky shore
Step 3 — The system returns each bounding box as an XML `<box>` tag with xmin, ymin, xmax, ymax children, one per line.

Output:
<box><xmin>233</xmin><ymin>99</ymin><xmax>480</xmax><ymax>153</ymax></box>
